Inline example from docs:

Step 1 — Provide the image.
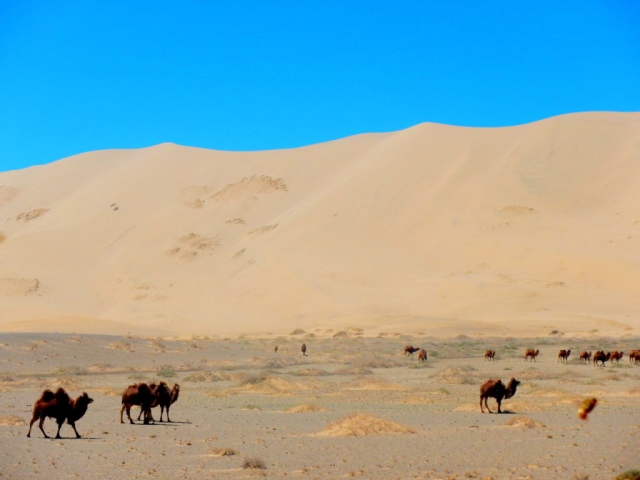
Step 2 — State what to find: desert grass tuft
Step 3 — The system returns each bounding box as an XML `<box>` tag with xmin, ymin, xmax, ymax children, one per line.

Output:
<box><xmin>210</xmin><ymin>447</ymin><xmax>238</xmax><ymax>457</ymax></box>
<box><xmin>242</xmin><ymin>457</ymin><xmax>267</xmax><ymax>469</ymax></box>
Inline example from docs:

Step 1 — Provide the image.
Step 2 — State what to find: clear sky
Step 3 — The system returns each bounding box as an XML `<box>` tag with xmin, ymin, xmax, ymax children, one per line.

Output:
<box><xmin>1</xmin><ymin>1</ymin><xmax>639</xmax><ymax>172</ymax></box>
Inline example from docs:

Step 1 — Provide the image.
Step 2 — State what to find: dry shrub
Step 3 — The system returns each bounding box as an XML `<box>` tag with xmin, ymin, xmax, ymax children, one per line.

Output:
<box><xmin>290</xmin><ymin>329</ymin><xmax>306</xmax><ymax>335</ymax></box>
<box><xmin>0</xmin><ymin>415</ymin><xmax>26</xmax><ymax>426</ymax></box>
<box><xmin>285</xmin><ymin>404</ymin><xmax>327</xmax><ymax>413</ymax></box>
<box><xmin>294</xmin><ymin>368</ymin><xmax>328</xmax><ymax>376</ymax></box>
<box><xmin>615</xmin><ymin>470</ymin><xmax>640</xmax><ymax>480</ymax></box>
<box><xmin>210</xmin><ymin>447</ymin><xmax>238</xmax><ymax>456</ymax></box>
<box><xmin>184</xmin><ymin>371</ymin><xmax>235</xmax><ymax>382</ymax></box>
<box><xmin>335</xmin><ymin>367</ymin><xmax>373</xmax><ymax>376</ymax></box>
<box><xmin>353</xmin><ymin>354</ymin><xmax>404</xmax><ymax>369</ymax></box>
<box><xmin>242</xmin><ymin>457</ymin><xmax>267</xmax><ymax>469</ymax></box>
<box><xmin>100</xmin><ymin>387</ymin><xmax>123</xmax><ymax>397</ymax></box>
<box><xmin>504</xmin><ymin>416</ymin><xmax>545</xmax><ymax>429</ymax></box>
<box><xmin>109</xmin><ymin>341</ymin><xmax>133</xmax><ymax>352</ymax></box>
<box><xmin>319</xmin><ymin>413</ymin><xmax>415</xmax><ymax>437</ymax></box>
<box><xmin>51</xmin><ymin>377</ymin><xmax>83</xmax><ymax>389</ymax></box>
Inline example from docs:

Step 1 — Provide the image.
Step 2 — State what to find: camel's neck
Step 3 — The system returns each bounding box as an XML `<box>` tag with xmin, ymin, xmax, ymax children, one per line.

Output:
<box><xmin>504</xmin><ymin>383</ymin><xmax>518</xmax><ymax>400</ymax></box>
<box><xmin>70</xmin><ymin>401</ymin><xmax>88</xmax><ymax>421</ymax></box>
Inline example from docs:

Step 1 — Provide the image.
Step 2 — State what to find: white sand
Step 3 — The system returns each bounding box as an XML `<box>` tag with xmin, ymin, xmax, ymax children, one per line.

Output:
<box><xmin>1</xmin><ymin>112</ymin><xmax>639</xmax><ymax>336</ymax></box>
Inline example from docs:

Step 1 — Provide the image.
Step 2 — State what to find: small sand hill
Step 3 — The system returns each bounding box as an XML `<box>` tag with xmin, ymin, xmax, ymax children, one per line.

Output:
<box><xmin>285</xmin><ymin>404</ymin><xmax>328</xmax><ymax>413</ymax></box>
<box><xmin>318</xmin><ymin>413</ymin><xmax>415</xmax><ymax>437</ymax></box>
<box><xmin>1</xmin><ymin>112</ymin><xmax>640</xmax><ymax>335</ymax></box>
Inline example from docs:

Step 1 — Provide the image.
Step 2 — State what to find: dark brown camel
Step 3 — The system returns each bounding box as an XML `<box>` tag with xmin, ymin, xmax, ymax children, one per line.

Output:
<box><xmin>484</xmin><ymin>350</ymin><xmax>496</xmax><ymax>361</ymax></box>
<box><xmin>404</xmin><ymin>346</ymin><xmax>420</xmax><ymax>356</ymax></box>
<box><xmin>137</xmin><ymin>382</ymin><xmax>180</xmax><ymax>422</ymax></box>
<box><xmin>593</xmin><ymin>351</ymin><xmax>611</xmax><ymax>367</ymax></box>
<box><xmin>479</xmin><ymin>378</ymin><xmax>521</xmax><ymax>413</ymax></box>
<box><xmin>120</xmin><ymin>383</ymin><xmax>162</xmax><ymax>424</ymax></box>
<box><xmin>579</xmin><ymin>351</ymin><xmax>592</xmax><ymax>363</ymax></box>
<box><xmin>418</xmin><ymin>349</ymin><xmax>427</xmax><ymax>362</ymax></box>
<box><xmin>301</xmin><ymin>343</ymin><xmax>307</xmax><ymax>356</ymax></box>
<box><xmin>27</xmin><ymin>388</ymin><xmax>93</xmax><ymax>439</ymax></box>
<box><xmin>629</xmin><ymin>350</ymin><xmax>640</xmax><ymax>364</ymax></box>
<box><xmin>274</xmin><ymin>345</ymin><xmax>278</xmax><ymax>353</ymax></box>
<box><xmin>557</xmin><ymin>349</ymin><xmax>571</xmax><ymax>363</ymax></box>
<box><xmin>524</xmin><ymin>349</ymin><xmax>540</xmax><ymax>362</ymax></box>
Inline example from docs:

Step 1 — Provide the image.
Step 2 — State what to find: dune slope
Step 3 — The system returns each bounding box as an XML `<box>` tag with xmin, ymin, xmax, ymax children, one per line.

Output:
<box><xmin>1</xmin><ymin>112</ymin><xmax>639</xmax><ymax>335</ymax></box>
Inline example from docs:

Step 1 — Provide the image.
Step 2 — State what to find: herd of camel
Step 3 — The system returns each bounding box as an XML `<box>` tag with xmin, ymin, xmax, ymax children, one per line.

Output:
<box><xmin>27</xmin><ymin>381</ymin><xmax>180</xmax><ymax>440</ymax></box>
<box><xmin>404</xmin><ymin>345</ymin><xmax>640</xmax><ymax>415</ymax></box>
<box><xmin>25</xmin><ymin>343</ymin><xmax>640</xmax><ymax>439</ymax></box>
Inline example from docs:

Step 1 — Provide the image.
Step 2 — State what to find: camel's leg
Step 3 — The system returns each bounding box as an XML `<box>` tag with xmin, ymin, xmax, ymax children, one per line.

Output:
<box><xmin>126</xmin><ymin>405</ymin><xmax>134</xmax><ymax>424</ymax></box>
<box><xmin>120</xmin><ymin>404</ymin><xmax>127</xmax><ymax>424</ymax></box>
<box><xmin>479</xmin><ymin>396</ymin><xmax>485</xmax><ymax>413</ymax></box>
<box><xmin>55</xmin><ymin>419</ymin><xmax>64</xmax><ymax>439</ymax></box>
<box><xmin>137</xmin><ymin>408</ymin><xmax>143</xmax><ymax>421</ymax></box>
<box><xmin>69</xmin><ymin>422</ymin><xmax>81</xmax><ymax>439</ymax></box>
<box><xmin>38</xmin><ymin>417</ymin><xmax>49</xmax><ymax>438</ymax></box>
<box><xmin>484</xmin><ymin>397</ymin><xmax>493</xmax><ymax>414</ymax></box>
<box><xmin>27</xmin><ymin>414</ymin><xmax>38</xmax><ymax>437</ymax></box>
<box><xmin>165</xmin><ymin>406</ymin><xmax>171</xmax><ymax>423</ymax></box>
<box><xmin>496</xmin><ymin>399</ymin><xmax>502</xmax><ymax>414</ymax></box>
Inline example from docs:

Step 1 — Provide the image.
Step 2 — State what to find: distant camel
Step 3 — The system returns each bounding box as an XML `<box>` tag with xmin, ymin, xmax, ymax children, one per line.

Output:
<box><xmin>27</xmin><ymin>387</ymin><xmax>93</xmax><ymax>439</ymax></box>
<box><xmin>139</xmin><ymin>383</ymin><xmax>180</xmax><ymax>423</ymax></box>
<box><xmin>593</xmin><ymin>351</ymin><xmax>611</xmax><ymax>367</ymax></box>
<box><xmin>557</xmin><ymin>349</ymin><xmax>571</xmax><ymax>363</ymax></box>
<box><xmin>610</xmin><ymin>351</ymin><xmax>624</xmax><ymax>364</ymax></box>
<box><xmin>579</xmin><ymin>351</ymin><xmax>592</xmax><ymax>363</ymax></box>
<box><xmin>274</xmin><ymin>346</ymin><xmax>278</xmax><ymax>353</ymax></box>
<box><xmin>301</xmin><ymin>343</ymin><xmax>307</xmax><ymax>356</ymax></box>
<box><xmin>629</xmin><ymin>350</ymin><xmax>640</xmax><ymax>364</ymax></box>
<box><xmin>524</xmin><ymin>349</ymin><xmax>540</xmax><ymax>362</ymax></box>
<box><xmin>484</xmin><ymin>350</ymin><xmax>496</xmax><ymax>361</ymax></box>
<box><xmin>479</xmin><ymin>378</ymin><xmax>521</xmax><ymax>414</ymax></box>
<box><xmin>418</xmin><ymin>349</ymin><xmax>427</xmax><ymax>362</ymax></box>
<box><xmin>404</xmin><ymin>346</ymin><xmax>420</xmax><ymax>356</ymax></box>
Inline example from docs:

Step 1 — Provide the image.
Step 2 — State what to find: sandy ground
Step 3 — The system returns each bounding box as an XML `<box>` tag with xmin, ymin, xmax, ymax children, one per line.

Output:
<box><xmin>1</xmin><ymin>332</ymin><xmax>638</xmax><ymax>479</ymax></box>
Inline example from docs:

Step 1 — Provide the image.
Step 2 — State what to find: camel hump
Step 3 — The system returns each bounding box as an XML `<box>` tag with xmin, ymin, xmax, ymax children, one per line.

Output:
<box><xmin>40</xmin><ymin>389</ymin><xmax>55</xmax><ymax>402</ymax></box>
<box><xmin>54</xmin><ymin>387</ymin><xmax>69</xmax><ymax>401</ymax></box>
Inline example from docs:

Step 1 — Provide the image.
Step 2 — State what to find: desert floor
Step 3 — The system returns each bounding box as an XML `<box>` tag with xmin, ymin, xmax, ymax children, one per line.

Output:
<box><xmin>0</xmin><ymin>331</ymin><xmax>639</xmax><ymax>479</ymax></box>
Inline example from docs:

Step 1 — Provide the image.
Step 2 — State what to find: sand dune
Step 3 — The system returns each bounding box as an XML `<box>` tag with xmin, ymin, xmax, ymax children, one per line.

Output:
<box><xmin>1</xmin><ymin>112</ymin><xmax>639</xmax><ymax>336</ymax></box>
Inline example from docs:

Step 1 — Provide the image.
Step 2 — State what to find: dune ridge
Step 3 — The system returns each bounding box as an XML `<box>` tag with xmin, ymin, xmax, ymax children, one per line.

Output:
<box><xmin>1</xmin><ymin>112</ymin><xmax>639</xmax><ymax>336</ymax></box>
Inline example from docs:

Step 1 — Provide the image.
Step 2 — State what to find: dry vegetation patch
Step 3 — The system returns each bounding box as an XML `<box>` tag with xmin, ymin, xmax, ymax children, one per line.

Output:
<box><xmin>0</xmin><ymin>415</ymin><xmax>26</xmax><ymax>426</ymax></box>
<box><xmin>235</xmin><ymin>373</ymin><xmax>314</xmax><ymax>396</ymax></box>
<box><xmin>318</xmin><ymin>413</ymin><xmax>415</xmax><ymax>437</ymax></box>
<box><xmin>431</xmin><ymin>365</ymin><xmax>479</xmax><ymax>384</ymax></box>
<box><xmin>504</xmin><ymin>416</ymin><xmax>546</xmax><ymax>429</ymax></box>
<box><xmin>210</xmin><ymin>447</ymin><xmax>238</xmax><ymax>457</ymax></box>
<box><xmin>285</xmin><ymin>404</ymin><xmax>328</xmax><ymax>413</ymax></box>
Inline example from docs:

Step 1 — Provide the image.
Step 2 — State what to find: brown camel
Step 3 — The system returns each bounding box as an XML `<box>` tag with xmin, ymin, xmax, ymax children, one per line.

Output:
<box><xmin>159</xmin><ymin>383</ymin><xmax>180</xmax><ymax>422</ymax></box>
<box><xmin>629</xmin><ymin>350</ymin><xmax>640</xmax><ymax>364</ymax></box>
<box><xmin>27</xmin><ymin>388</ymin><xmax>93</xmax><ymax>439</ymax></box>
<box><xmin>484</xmin><ymin>350</ymin><xmax>496</xmax><ymax>361</ymax></box>
<box><xmin>404</xmin><ymin>345</ymin><xmax>420</xmax><ymax>356</ymax></box>
<box><xmin>274</xmin><ymin>345</ymin><xmax>278</xmax><ymax>353</ymax></box>
<box><xmin>524</xmin><ymin>349</ymin><xmax>540</xmax><ymax>362</ymax></box>
<box><xmin>120</xmin><ymin>383</ymin><xmax>162</xmax><ymax>424</ymax></box>
<box><xmin>557</xmin><ymin>349</ymin><xmax>571</xmax><ymax>363</ymax></box>
<box><xmin>301</xmin><ymin>343</ymin><xmax>307</xmax><ymax>356</ymax></box>
<box><xmin>610</xmin><ymin>351</ymin><xmax>624</xmax><ymax>364</ymax></box>
<box><xmin>479</xmin><ymin>378</ymin><xmax>521</xmax><ymax>413</ymax></box>
<box><xmin>593</xmin><ymin>351</ymin><xmax>611</xmax><ymax>367</ymax></box>
<box><xmin>418</xmin><ymin>349</ymin><xmax>427</xmax><ymax>362</ymax></box>
<box><xmin>579</xmin><ymin>351</ymin><xmax>592</xmax><ymax>363</ymax></box>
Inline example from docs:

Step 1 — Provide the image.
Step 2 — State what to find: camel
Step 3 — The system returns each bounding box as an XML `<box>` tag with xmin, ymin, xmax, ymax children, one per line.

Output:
<box><xmin>27</xmin><ymin>387</ymin><xmax>93</xmax><ymax>439</ymax></box>
<box><xmin>120</xmin><ymin>383</ymin><xmax>163</xmax><ymax>424</ymax></box>
<box><xmin>274</xmin><ymin>345</ymin><xmax>278</xmax><ymax>353</ymax></box>
<box><xmin>610</xmin><ymin>351</ymin><xmax>624</xmax><ymax>364</ymax></box>
<box><xmin>593</xmin><ymin>351</ymin><xmax>611</xmax><ymax>367</ymax></box>
<box><xmin>557</xmin><ymin>349</ymin><xmax>571</xmax><ymax>363</ymax></box>
<box><xmin>301</xmin><ymin>343</ymin><xmax>307</xmax><ymax>356</ymax></box>
<box><xmin>404</xmin><ymin>345</ymin><xmax>420</xmax><ymax>356</ymax></box>
<box><xmin>579</xmin><ymin>351</ymin><xmax>592</xmax><ymax>363</ymax></box>
<box><xmin>418</xmin><ymin>349</ymin><xmax>427</xmax><ymax>362</ymax></box>
<box><xmin>137</xmin><ymin>382</ymin><xmax>180</xmax><ymax>422</ymax></box>
<box><xmin>629</xmin><ymin>350</ymin><xmax>640</xmax><ymax>364</ymax></box>
<box><xmin>479</xmin><ymin>378</ymin><xmax>521</xmax><ymax>413</ymax></box>
<box><xmin>484</xmin><ymin>350</ymin><xmax>496</xmax><ymax>361</ymax></box>
<box><xmin>524</xmin><ymin>349</ymin><xmax>540</xmax><ymax>362</ymax></box>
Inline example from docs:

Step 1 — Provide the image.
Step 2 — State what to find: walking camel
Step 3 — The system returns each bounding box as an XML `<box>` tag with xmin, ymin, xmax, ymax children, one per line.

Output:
<box><xmin>479</xmin><ymin>378</ymin><xmax>521</xmax><ymax>413</ymax></box>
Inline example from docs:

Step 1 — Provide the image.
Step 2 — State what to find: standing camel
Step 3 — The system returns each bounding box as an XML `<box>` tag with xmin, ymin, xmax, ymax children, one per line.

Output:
<box><xmin>557</xmin><ymin>349</ymin><xmax>571</xmax><ymax>363</ymax></box>
<box><xmin>301</xmin><ymin>343</ymin><xmax>307</xmax><ymax>356</ymax></box>
<box><xmin>418</xmin><ymin>349</ymin><xmax>427</xmax><ymax>362</ymax></box>
<box><xmin>484</xmin><ymin>350</ymin><xmax>496</xmax><ymax>361</ymax></box>
<box><xmin>479</xmin><ymin>378</ymin><xmax>521</xmax><ymax>413</ymax></box>
<box><xmin>404</xmin><ymin>346</ymin><xmax>420</xmax><ymax>356</ymax></box>
<box><xmin>524</xmin><ymin>349</ymin><xmax>540</xmax><ymax>362</ymax></box>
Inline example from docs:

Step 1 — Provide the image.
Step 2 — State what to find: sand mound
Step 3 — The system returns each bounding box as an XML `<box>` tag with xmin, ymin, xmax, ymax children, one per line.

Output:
<box><xmin>504</xmin><ymin>416</ymin><xmax>545</xmax><ymax>429</ymax></box>
<box><xmin>210</xmin><ymin>175</ymin><xmax>287</xmax><ymax>202</ymax></box>
<box><xmin>16</xmin><ymin>208</ymin><xmax>49</xmax><ymax>222</ymax></box>
<box><xmin>0</xmin><ymin>415</ymin><xmax>26</xmax><ymax>426</ymax></box>
<box><xmin>318</xmin><ymin>413</ymin><xmax>415</xmax><ymax>437</ymax></box>
<box><xmin>0</xmin><ymin>278</ymin><xmax>39</xmax><ymax>297</ymax></box>
<box><xmin>235</xmin><ymin>374</ymin><xmax>313</xmax><ymax>395</ymax></box>
<box><xmin>285</xmin><ymin>404</ymin><xmax>328</xmax><ymax>413</ymax></box>
<box><xmin>343</xmin><ymin>378</ymin><xmax>408</xmax><ymax>391</ymax></box>
<box><xmin>183</xmin><ymin>371</ymin><xmax>236</xmax><ymax>382</ymax></box>
<box><xmin>431</xmin><ymin>366</ymin><xmax>479</xmax><ymax>384</ymax></box>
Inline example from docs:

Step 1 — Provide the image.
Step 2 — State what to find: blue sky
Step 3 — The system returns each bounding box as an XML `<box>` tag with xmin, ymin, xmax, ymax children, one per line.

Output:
<box><xmin>1</xmin><ymin>1</ymin><xmax>639</xmax><ymax>172</ymax></box>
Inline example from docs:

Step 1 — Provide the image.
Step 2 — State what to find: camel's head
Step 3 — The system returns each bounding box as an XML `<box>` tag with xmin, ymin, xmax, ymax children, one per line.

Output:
<box><xmin>80</xmin><ymin>392</ymin><xmax>94</xmax><ymax>405</ymax></box>
<box><xmin>508</xmin><ymin>378</ymin><xmax>521</xmax><ymax>388</ymax></box>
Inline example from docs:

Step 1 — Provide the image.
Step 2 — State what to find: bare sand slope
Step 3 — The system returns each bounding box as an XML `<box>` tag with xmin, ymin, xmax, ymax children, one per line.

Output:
<box><xmin>1</xmin><ymin>112</ymin><xmax>640</xmax><ymax>336</ymax></box>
